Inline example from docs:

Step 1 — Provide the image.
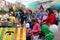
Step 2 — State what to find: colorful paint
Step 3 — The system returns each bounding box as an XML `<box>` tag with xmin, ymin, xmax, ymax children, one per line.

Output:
<box><xmin>0</xmin><ymin>28</ymin><xmax>26</xmax><ymax>40</ymax></box>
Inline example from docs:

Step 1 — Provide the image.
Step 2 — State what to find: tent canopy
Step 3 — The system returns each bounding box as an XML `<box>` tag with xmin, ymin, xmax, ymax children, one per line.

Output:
<box><xmin>50</xmin><ymin>3</ymin><xmax>60</xmax><ymax>10</ymax></box>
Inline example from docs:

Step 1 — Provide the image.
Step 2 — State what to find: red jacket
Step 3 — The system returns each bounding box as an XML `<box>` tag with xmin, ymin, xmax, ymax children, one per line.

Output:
<box><xmin>46</xmin><ymin>13</ymin><xmax>56</xmax><ymax>26</ymax></box>
<box><xmin>32</xmin><ymin>23</ymin><xmax>41</xmax><ymax>36</ymax></box>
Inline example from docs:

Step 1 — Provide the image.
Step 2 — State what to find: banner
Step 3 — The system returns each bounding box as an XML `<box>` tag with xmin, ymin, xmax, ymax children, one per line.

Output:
<box><xmin>0</xmin><ymin>28</ymin><xmax>26</xmax><ymax>40</ymax></box>
<box><xmin>28</xmin><ymin>1</ymin><xmax>40</xmax><ymax>10</ymax></box>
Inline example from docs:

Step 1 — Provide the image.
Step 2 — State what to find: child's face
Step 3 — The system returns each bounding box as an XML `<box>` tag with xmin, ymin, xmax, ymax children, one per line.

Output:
<box><xmin>9</xmin><ymin>14</ymin><xmax>12</xmax><ymax>16</ymax></box>
<box><xmin>4</xmin><ymin>19</ymin><xmax>7</xmax><ymax>22</ymax></box>
<box><xmin>39</xmin><ymin>8</ymin><xmax>43</xmax><ymax>12</ymax></box>
<box><xmin>46</xmin><ymin>10</ymin><xmax>49</xmax><ymax>14</ymax></box>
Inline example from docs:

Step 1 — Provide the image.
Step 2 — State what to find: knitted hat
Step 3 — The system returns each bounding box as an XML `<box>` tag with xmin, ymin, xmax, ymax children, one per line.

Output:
<box><xmin>26</xmin><ymin>23</ymin><xmax>30</xmax><ymax>28</ymax></box>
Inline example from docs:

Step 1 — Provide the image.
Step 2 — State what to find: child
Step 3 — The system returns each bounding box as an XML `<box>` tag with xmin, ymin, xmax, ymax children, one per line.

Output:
<box><xmin>42</xmin><ymin>15</ymin><xmax>47</xmax><ymax>24</ymax></box>
<box><xmin>7</xmin><ymin>18</ymin><xmax>12</xmax><ymax>27</ymax></box>
<box><xmin>38</xmin><ymin>19</ymin><xmax>42</xmax><ymax>26</ymax></box>
<box><xmin>26</xmin><ymin>23</ymin><xmax>31</xmax><ymax>40</ymax></box>
<box><xmin>1</xmin><ymin>18</ymin><xmax>8</xmax><ymax>27</ymax></box>
<box><xmin>31</xmin><ymin>18</ymin><xmax>41</xmax><ymax>40</ymax></box>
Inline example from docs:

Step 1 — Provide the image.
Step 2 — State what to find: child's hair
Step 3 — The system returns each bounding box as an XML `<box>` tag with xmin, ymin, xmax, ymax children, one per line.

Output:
<box><xmin>7</xmin><ymin>18</ymin><xmax>9</xmax><ymax>21</ymax></box>
<box><xmin>31</xmin><ymin>18</ymin><xmax>38</xmax><ymax>23</ymax></box>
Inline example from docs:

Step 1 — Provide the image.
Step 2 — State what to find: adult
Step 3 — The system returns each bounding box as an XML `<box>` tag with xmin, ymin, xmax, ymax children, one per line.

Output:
<box><xmin>26</xmin><ymin>9</ymin><xmax>33</xmax><ymax>23</ymax></box>
<box><xmin>46</xmin><ymin>8</ymin><xmax>56</xmax><ymax>26</ymax></box>
<box><xmin>58</xmin><ymin>12</ymin><xmax>60</xmax><ymax>21</ymax></box>
<box><xmin>16</xmin><ymin>11</ymin><xmax>21</xmax><ymax>23</ymax></box>
<box><xmin>32</xmin><ymin>10</ymin><xmax>37</xmax><ymax>18</ymax></box>
<box><xmin>4</xmin><ymin>12</ymin><xmax>9</xmax><ymax>19</ymax></box>
<box><xmin>37</xmin><ymin>5</ymin><xmax>47</xmax><ymax>20</ymax></box>
<box><xmin>20</xmin><ymin>9</ymin><xmax>26</xmax><ymax>25</ymax></box>
<box><xmin>26</xmin><ymin>9</ymin><xmax>33</xmax><ymax>29</ymax></box>
<box><xmin>53</xmin><ymin>10</ymin><xmax>59</xmax><ymax>25</ymax></box>
<box><xmin>53</xmin><ymin>10</ymin><xmax>59</xmax><ymax>19</ymax></box>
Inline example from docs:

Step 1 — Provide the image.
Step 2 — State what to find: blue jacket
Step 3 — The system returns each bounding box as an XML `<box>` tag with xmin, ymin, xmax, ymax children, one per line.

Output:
<box><xmin>37</xmin><ymin>12</ymin><xmax>47</xmax><ymax>20</ymax></box>
<box><xmin>32</xmin><ymin>13</ymin><xmax>37</xmax><ymax>18</ymax></box>
<box><xmin>26</xmin><ymin>14</ymin><xmax>33</xmax><ymax>23</ymax></box>
<box><xmin>17</xmin><ymin>12</ymin><xmax>21</xmax><ymax>19</ymax></box>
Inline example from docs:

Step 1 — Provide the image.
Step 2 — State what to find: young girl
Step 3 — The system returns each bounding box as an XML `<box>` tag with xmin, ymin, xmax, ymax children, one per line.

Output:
<box><xmin>31</xmin><ymin>18</ymin><xmax>41</xmax><ymax>40</ymax></box>
<box><xmin>26</xmin><ymin>23</ymin><xmax>31</xmax><ymax>40</ymax></box>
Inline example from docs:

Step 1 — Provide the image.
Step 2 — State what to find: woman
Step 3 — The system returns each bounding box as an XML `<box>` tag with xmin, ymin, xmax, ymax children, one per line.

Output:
<box><xmin>26</xmin><ymin>9</ymin><xmax>33</xmax><ymax>23</ymax></box>
<box><xmin>37</xmin><ymin>5</ymin><xmax>47</xmax><ymax>20</ymax></box>
<box><xmin>17</xmin><ymin>9</ymin><xmax>26</xmax><ymax>26</ymax></box>
<box><xmin>53</xmin><ymin>10</ymin><xmax>59</xmax><ymax>25</ymax></box>
<box><xmin>46</xmin><ymin>8</ymin><xmax>56</xmax><ymax>26</ymax></box>
<box><xmin>26</xmin><ymin>9</ymin><xmax>33</xmax><ymax>29</ymax></box>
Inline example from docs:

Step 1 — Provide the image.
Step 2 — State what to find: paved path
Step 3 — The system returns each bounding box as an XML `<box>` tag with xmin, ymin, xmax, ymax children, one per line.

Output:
<box><xmin>54</xmin><ymin>22</ymin><xmax>60</xmax><ymax>40</ymax></box>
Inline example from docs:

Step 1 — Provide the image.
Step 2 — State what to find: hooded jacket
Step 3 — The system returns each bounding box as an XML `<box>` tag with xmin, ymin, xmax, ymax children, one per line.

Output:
<box><xmin>32</xmin><ymin>23</ymin><xmax>41</xmax><ymax>36</ymax></box>
<box><xmin>26</xmin><ymin>28</ymin><xmax>31</xmax><ymax>37</ymax></box>
<box><xmin>46</xmin><ymin>13</ymin><xmax>56</xmax><ymax>26</ymax></box>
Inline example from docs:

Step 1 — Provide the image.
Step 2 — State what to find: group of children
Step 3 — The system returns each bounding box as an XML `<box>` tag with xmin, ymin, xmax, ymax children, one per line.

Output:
<box><xmin>0</xmin><ymin>12</ymin><xmax>19</xmax><ymax>27</ymax></box>
<box><xmin>26</xmin><ymin>18</ymin><xmax>46</xmax><ymax>40</ymax></box>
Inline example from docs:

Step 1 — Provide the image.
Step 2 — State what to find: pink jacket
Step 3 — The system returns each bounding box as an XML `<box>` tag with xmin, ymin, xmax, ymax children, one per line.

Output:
<box><xmin>38</xmin><ymin>19</ymin><xmax>42</xmax><ymax>25</ymax></box>
<box><xmin>26</xmin><ymin>28</ymin><xmax>31</xmax><ymax>37</ymax></box>
<box><xmin>32</xmin><ymin>23</ymin><xmax>41</xmax><ymax>36</ymax></box>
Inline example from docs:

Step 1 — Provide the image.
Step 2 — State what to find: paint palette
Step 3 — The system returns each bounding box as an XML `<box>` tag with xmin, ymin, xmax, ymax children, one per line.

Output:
<box><xmin>0</xmin><ymin>28</ymin><xmax>26</xmax><ymax>40</ymax></box>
